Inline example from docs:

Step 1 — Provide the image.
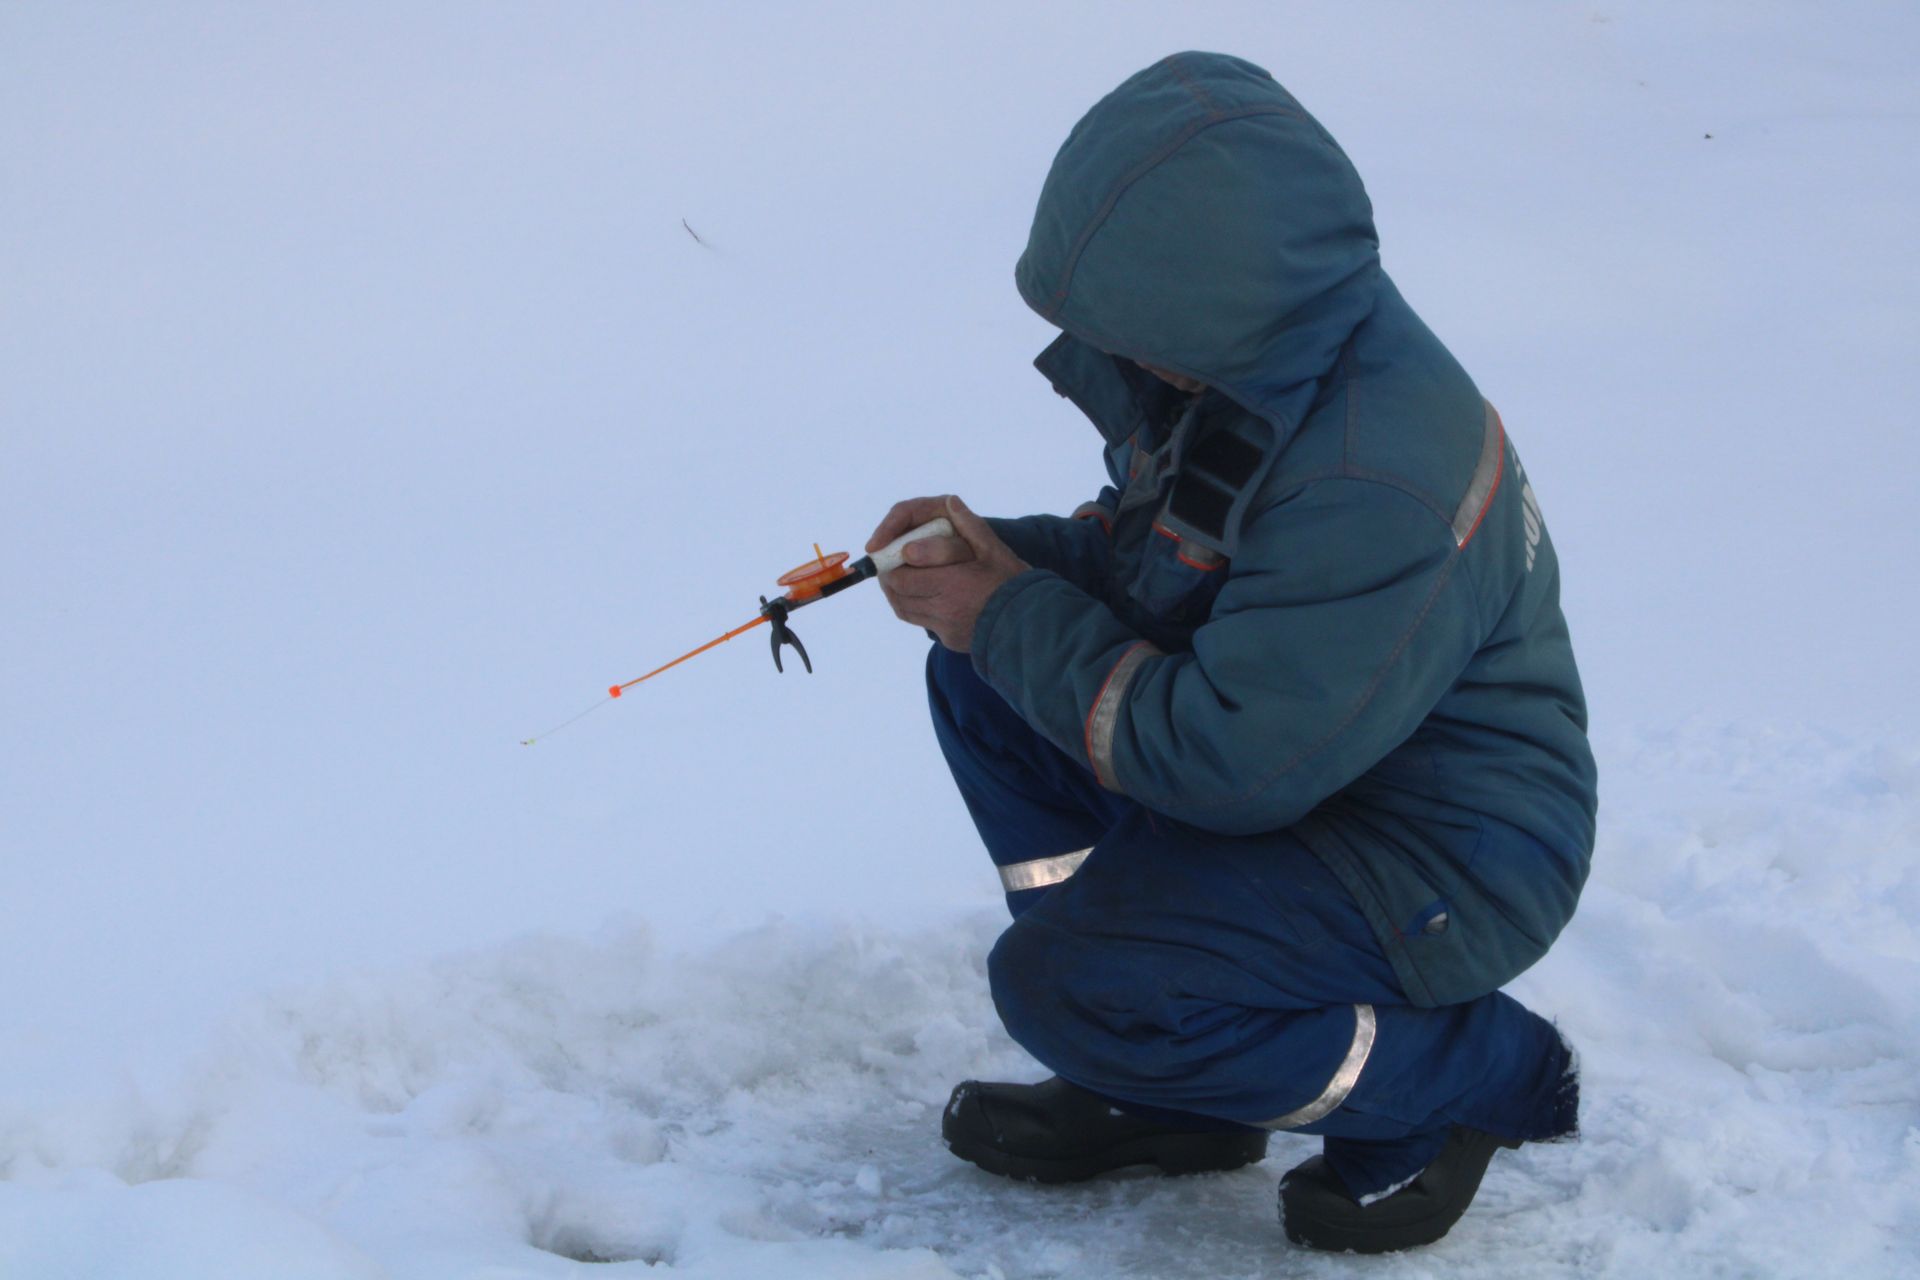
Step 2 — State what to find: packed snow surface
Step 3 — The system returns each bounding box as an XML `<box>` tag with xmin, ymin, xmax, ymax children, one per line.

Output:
<box><xmin>3</xmin><ymin>727</ymin><xmax>1917</xmax><ymax>1279</ymax></box>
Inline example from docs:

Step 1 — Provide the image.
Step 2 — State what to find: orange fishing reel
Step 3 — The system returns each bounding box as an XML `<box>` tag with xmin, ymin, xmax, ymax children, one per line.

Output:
<box><xmin>625</xmin><ymin>517</ymin><xmax>952</xmax><ymax>689</ymax></box>
<box><xmin>774</xmin><ymin>549</ymin><xmax>855</xmax><ymax>601</ymax></box>
<box><xmin>760</xmin><ymin>548</ymin><xmax>853</xmax><ymax>673</ymax></box>
<box><xmin>757</xmin><ymin>518</ymin><xmax>947</xmax><ymax>672</ymax></box>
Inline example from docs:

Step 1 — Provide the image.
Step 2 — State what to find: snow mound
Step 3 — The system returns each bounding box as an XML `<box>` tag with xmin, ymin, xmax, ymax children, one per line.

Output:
<box><xmin>4</xmin><ymin>724</ymin><xmax>1919</xmax><ymax>1278</ymax></box>
<box><xmin>5</xmin><ymin>918</ymin><xmax>1012</xmax><ymax>1278</ymax></box>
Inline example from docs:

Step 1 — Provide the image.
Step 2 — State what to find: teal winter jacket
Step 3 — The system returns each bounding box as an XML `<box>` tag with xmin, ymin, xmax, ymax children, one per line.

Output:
<box><xmin>974</xmin><ymin>53</ymin><xmax>1597</xmax><ymax>1007</ymax></box>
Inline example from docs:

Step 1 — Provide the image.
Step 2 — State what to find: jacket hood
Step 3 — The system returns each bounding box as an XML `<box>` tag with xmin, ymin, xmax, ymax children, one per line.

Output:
<box><xmin>1016</xmin><ymin>53</ymin><xmax>1381</xmax><ymax>430</ymax></box>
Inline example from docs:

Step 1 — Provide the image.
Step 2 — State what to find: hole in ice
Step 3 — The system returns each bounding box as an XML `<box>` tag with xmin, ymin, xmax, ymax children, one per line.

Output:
<box><xmin>532</xmin><ymin>1227</ymin><xmax>674</xmax><ymax>1267</ymax></box>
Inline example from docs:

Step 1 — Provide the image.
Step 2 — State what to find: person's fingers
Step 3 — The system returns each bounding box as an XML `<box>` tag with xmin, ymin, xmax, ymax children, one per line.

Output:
<box><xmin>900</xmin><ymin>533</ymin><xmax>972</xmax><ymax>567</ymax></box>
<box><xmin>866</xmin><ymin>496</ymin><xmax>951</xmax><ymax>553</ymax></box>
<box><xmin>865</xmin><ymin>500</ymin><xmax>916</xmax><ymax>553</ymax></box>
<box><xmin>944</xmin><ymin>494</ymin><xmax>998</xmax><ymax>554</ymax></box>
<box><xmin>879</xmin><ymin>584</ymin><xmax>940</xmax><ymax>631</ymax></box>
<box><xmin>881</xmin><ymin>564</ymin><xmax>955</xmax><ymax>600</ymax></box>
<box><xmin>878</xmin><ymin>571</ymin><xmax>932</xmax><ymax>615</ymax></box>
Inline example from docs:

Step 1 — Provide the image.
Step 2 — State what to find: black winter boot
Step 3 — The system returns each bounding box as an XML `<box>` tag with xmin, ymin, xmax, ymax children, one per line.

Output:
<box><xmin>942</xmin><ymin>1076</ymin><xmax>1269</xmax><ymax>1183</ymax></box>
<box><xmin>1279</xmin><ymin>1125</ymin><xmax>1520</xmax><ymax>1253</ymax></box>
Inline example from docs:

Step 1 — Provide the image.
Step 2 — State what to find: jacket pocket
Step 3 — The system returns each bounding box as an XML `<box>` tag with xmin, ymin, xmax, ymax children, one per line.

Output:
<box><xmin>1126</xmin><ymin>521</ymin><xmax>1229</xmax><ymax>625</ymax></box>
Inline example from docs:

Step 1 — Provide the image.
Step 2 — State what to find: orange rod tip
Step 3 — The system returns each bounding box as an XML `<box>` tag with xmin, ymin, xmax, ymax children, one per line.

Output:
<box><xmin>608</xmin><ymin>685</ymin><xmax>623</xmax><ymax>698</ymax></box>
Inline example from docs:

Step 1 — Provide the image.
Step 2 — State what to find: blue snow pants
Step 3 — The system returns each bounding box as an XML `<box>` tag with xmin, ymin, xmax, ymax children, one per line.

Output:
<box><xmin>928</xmin><ymin>645</ymin><xmax>1575</xmax><ymax>1196</ymax></box>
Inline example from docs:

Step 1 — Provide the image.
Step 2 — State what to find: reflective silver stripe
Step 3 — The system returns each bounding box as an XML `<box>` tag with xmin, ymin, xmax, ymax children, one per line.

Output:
<box><xmin>1451</xmin><ymin>401</ymin><xmax>1506</xmax><ymax>547</ymax></box>
<box><xmin>997</xmin><ymin>847</ymin><xmax>1092</xmax><ymax>893</ymax></box>
<box><xmin>1259</xmin><ymin>1004</ymin><xmax>1377</xmax><ymax>1130</ymax></box>
<box><xmin>1085</xmin><ymin>642</ymin><xmax>1159</xmax><ymax>792</ymax></box>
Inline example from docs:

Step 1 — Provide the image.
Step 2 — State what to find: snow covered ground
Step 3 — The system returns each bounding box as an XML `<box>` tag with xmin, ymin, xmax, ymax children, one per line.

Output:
<box><xmin>2</xmin><ymin>726</ymin><xmax>1917</xmax><ymax>1278</ymax></box>
<box><xmin>4</xmin><ymin>1</ymin><xmax>1917</xmax><ymax>1276</ymax></box>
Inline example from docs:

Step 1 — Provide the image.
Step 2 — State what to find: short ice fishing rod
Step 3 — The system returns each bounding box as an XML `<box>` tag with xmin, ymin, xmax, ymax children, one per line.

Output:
<box><xmin>520</xmin><ymin>517</ymin><xmax>953</xmax><ymax>745</ymax></box>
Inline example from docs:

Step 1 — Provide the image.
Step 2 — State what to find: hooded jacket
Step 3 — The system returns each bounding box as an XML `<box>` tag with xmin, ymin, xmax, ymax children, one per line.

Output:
<box><xmin>974</xmin><ymin>53</ymin><xmax>1597</xmax><ymax>1007</ymax></box>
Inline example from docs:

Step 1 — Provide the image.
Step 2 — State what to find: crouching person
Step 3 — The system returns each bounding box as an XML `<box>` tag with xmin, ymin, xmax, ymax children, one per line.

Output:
<box><xmin>868</xmin><ymin>52</ymin><xmax>1594</xmax><ymax>1254</ymax></box>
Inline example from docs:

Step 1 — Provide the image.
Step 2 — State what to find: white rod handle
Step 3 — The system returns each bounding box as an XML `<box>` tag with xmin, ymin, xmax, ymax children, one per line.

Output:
<box><xmin>869</xmin><ymin>517</ymin><xmax>955</xmax><ymax>575</ymax></box>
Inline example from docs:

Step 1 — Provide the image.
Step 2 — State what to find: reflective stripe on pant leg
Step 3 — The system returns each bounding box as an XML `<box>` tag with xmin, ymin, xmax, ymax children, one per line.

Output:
<box><xmin>997</xmin><ymin>847</ymin><xmax>1093</xmax><ymax>893</ymax></box>
<box><xmin>1259</xmin><ymin>1004</ymin><xmax>1378</xmax><ymax>1130</ymax></box>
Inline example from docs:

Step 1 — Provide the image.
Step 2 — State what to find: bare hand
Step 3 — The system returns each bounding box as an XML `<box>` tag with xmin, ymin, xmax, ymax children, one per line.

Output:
<box><xmin>867</xmin><ymin>495</ymin><xmax>1029</xmax><ymax>653</ymax></box>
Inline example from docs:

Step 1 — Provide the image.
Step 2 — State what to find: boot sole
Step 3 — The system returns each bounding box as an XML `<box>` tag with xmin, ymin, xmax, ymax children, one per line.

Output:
<box><xmin>1280</xmin><ymin>1132</ymin><xmax>1520</xmax><ymax>1254</ymax></box>
<box><xmin>1284</xmin><ymin>1203</ymin><xmax>1470</xmax><ymax>1255</ymax></box>
<box><xmin>945</xmin><ymin>1128</ymin><xmax>1268</xmax><ymax>1184</ymax></box>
